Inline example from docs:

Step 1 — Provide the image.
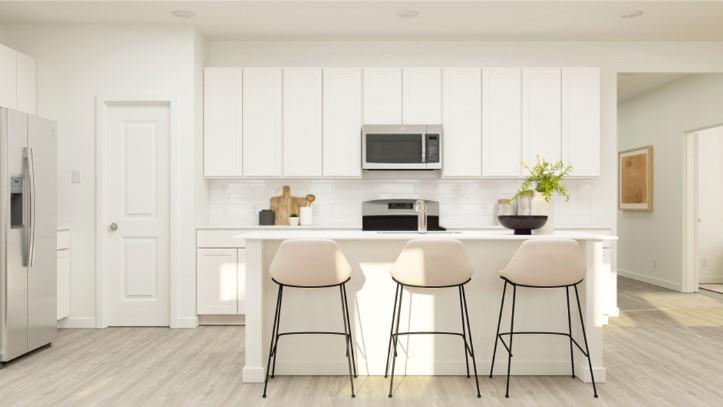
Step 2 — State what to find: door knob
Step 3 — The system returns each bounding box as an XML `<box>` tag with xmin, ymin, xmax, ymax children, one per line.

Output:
<box><xmin>110</xmin><ymin>222</ymin><xmax>118</xmax><ymax>231</ymax></box>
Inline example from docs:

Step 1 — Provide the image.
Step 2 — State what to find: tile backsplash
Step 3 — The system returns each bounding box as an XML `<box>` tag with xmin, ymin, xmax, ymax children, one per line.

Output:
<box><xmin>207</xmin><ymin>178</ymin><xmax>595</xmax><ymax>228</ymax></box>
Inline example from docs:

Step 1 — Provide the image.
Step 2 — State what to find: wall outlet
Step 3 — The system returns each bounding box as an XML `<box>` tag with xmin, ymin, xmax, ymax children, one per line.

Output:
<box><xmin>71</xmin><ymin>170</ymin><xmax>81</xmax><ymax>184</ymax></box>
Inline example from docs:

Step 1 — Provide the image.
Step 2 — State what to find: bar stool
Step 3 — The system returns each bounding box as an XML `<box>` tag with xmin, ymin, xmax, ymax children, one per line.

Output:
<box><xmin>385</xmin><ymin>239</ymin><xmax>481</xmax><ymax>398</ymax></box>
<box><xmin>489</xmin><ymin>239</ymin><xmax>598</xmax><ymax>398</ymax></box>
<box><xmin>262</xmin><ymin>239</ymin><xmax>357</xmax><ymax>398</ymax></box>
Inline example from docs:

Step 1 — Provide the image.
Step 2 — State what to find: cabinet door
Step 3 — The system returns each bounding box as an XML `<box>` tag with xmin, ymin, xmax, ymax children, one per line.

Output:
<box><xmin>442</xmin><ymin>68</ymin><xmax>481</xmax><ymax>177</ymax></box>
<box><xmin>283</xmin><ymin>68</ymin><xmax>322</xmax><ymax>176</ymax></box>
<box><xmin>243</xmin><ymin>68</ymin><xmax>282</xmax><ymax>176</ymax></box>
<box><xmin>323</xmin><ymin>68</ymin><xmax>362</xmax><ymax>177</ymax></box>
<box><xmin>0</xmin><ymin>44</ymin><xmax>17</xmax><ymax>109</ymax></box>
<box><xmin>523</xmin><ymin>68</ymin><xmax>561</xmax><ymax>165</ymax></box>
<box><xmin>562</xmin><ymin>67</ymin><xmax>600</xmax><ymax>176</ymax></box>
<box><xmin>403</xmin><ymin>68</ymin><xmax>442</xmax><ymax>124</ymax></box>
<box><xmin>16</xmin><ymin>52</ymin><xmax>35</xmax><ymax>114</ymax></box>
<box><xmin>236</xmin><ymin>249</ymin><xmax>246</xmax><ymax>314</ymax></box>
<box><xmin>57</xmin><ymin>249</ymin><xmax>70</xmax><ymax>320</ymax></box>
<box><xmin>204</xmin><ymin>68</ymin><xmax>243</xmax><ymax>177</ymax></box>
<box><xmin>482</xmin><ymin>68</ymin><xmax>522</xmax><ymax>176</ymax></box>
<box><xmin>363</xmin><ymin>68</ymin><xmax>402</xmax><ymax>124</ymax></box>
<box><xmin>197</xmin><ymin>249</ymin><xmax>238</xmax><ymax>315</ymax></box>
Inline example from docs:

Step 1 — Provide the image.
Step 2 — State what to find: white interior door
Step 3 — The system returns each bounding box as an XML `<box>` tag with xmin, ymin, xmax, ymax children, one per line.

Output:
<box><xmin>105</xmin><ymin>102</ymin><xmax>170</xmax><ymax>326</ymax></box>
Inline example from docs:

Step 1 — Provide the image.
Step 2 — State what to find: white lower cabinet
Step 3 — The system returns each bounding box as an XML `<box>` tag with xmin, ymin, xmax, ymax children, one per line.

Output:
<box><xmin>197</xmin><ymin>232</ymin><xmax>246</xmax><ymax>316</ymax></box>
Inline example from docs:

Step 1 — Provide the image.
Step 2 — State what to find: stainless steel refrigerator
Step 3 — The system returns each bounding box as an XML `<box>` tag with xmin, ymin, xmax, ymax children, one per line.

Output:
<box><xmin>0</xmin><ymin>107</ymin><xmax>57</xmax><ymax>363</ymax></box>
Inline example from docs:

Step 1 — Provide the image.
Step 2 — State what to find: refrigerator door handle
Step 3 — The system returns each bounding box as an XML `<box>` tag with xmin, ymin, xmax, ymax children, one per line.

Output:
<box><xmin>25</xmin><ymin>147</ymin><xmax>37</xmax><ymax>267</ymax></box>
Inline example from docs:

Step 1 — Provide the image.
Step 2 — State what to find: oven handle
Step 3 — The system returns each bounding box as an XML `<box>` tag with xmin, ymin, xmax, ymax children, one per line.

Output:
<box><xmin>421</xmin><ymin>133</ymin><xmax>426</xmax><ymax>163</ymax></box>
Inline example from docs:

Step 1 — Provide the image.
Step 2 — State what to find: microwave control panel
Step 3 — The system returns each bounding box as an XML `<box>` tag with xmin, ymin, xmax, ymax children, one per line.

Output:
<box><xmin>425</xmin><ymin>134</ymin><xmax>440</xmax><ymax>163</ymax></box>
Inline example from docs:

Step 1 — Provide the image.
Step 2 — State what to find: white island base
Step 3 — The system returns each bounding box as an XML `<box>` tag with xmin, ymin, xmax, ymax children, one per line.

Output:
<box><xmin>241</xmin><ymin>230</ymin><xmax>617</xmax><ymax>384</ymax></box>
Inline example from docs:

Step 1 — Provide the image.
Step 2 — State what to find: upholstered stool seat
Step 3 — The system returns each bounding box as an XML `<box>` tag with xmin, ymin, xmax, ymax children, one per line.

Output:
<box><xmin>490</xmin><ymin>239</ymin><xmax>598</xmax><ymax>399</ymax></box>
<box><xmin>270</xmin><ymin>239</ymin><xmax>352</xmax><ymax>287</ymax></box>
<box><xmin>386</xmin><ymin>239</ymin><xmax>481</xmax><ymax>398</ymax></box>
<box><xmin>390</xmin><ymin>239</ymin><xmax>474</xmax><ymax>287</ymax></box>
<box><xmin>263</xmin><ymin>239</ymin><xmax>357</xmax><ymax>398</ymax></box>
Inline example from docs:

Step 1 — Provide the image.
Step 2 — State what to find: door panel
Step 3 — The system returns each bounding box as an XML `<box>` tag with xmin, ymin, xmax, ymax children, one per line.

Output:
<box><xmin>482</xmin><ymin>68</ymin><xmax>522</xmax><ymax>176</ymax></box>
<box><xmin>363</xmin><ymin>68</ymin><xmax>402</xmax><ymax>124</ymax></box>
<box><xmin>197</xmin><ymin>248</ymin><xmax>237</xmax><ymax>315</ymax></box>
<box><xmin>27</xmin><ymin>115</ymin><xmax>57</xmax><ymax>351</ymax></box>
<box><xmin>322</xmin><ymin>68</ymin><xmax>362</xmax><ymax>177</ymax></box>
<box><xmin>283</xmin><ymin>68</ymin><xmax>322</xmax><ymax>176</ymax></box>
<box><xmin>1</xmin><ymin>109</ymin><xmax>29</xmax><ymax>361</ymax></box>
<box><xmin>243</xmin><ymin>68</ymin><xmax>282</xmax><ymax>176</ymax></box>
<box><xmin>523</xmin><ymin>67</ymin><xmax>562</xmax><ymax>164</ymax></box>
<box><xmin>106</xmin><ymin>103</ymin><xmax>170</xmax><ymax>326</ymax></box>
<box><xmin>442</xmin><ymin>68</ymin><xmax>482</xmax><ymax>177</ymax></box>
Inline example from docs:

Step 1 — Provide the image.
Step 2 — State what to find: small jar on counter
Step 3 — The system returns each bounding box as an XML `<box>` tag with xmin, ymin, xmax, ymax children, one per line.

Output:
<box><xmin>496</xmin><ymin>199</ymin><xmax>515</xmax><ymax>217</ymax></box>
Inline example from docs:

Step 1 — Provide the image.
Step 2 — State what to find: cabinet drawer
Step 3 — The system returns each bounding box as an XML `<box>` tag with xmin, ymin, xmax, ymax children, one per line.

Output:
<box><xmin>196</xmin><ymin>230</ymin><xmax>247</xmax><ymax>248</ymax></box>
<box><xmin>57</xmin><ymin>230</ymin><xmax>70</xmax><ymax>250</ymax></box>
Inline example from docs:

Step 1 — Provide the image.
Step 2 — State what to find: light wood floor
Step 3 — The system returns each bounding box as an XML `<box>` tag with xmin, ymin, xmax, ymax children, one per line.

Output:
<box><xmin>2</xmin><ymin>277</ymin><xmax>723</xmax><ymax>406</ymax></box>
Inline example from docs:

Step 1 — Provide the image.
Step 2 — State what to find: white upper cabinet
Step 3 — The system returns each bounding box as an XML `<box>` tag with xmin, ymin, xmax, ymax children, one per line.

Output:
<box><xmin>204</xmin><ymin>68</ymin><xmax>243</xmax><ymax>177</ymax></box>
<box><xmin>283</xmin><ymin>68</ymin><xmax>323</xmax><ymax>177</ymax></box>
<box><xmin>522</xmin><ymin>68</ymin><xmax>561</xmax><ymax>165</ymax></box>
<box><xmin>562</xmin><ymin>67</ymin><xmax>600</xmax><ymax>176</ymax></box>
<box><xmin>403</xmin><ymin>68</ymin><xmax>442</xmax><ymax>124</ymax></box>
<box><xmin>323</xmin><ymin>68</ymin><xmax>362</xmax><ymax>177</ymax></box>
<box><xmin>0</xmin><ymin>44</ymin><xmax>18</xmax><ymax>109</ymax></box>
<box><xmin>363</xmin><ymin>68</ymin><xmax>402</xmax><ymax>124</ymax></box>
<box><xmin>442</xmin><ymin>68</ymin><xmax>482</xmax><ymax>177</ymax></box>
<box><xmin>243</xmin><ymin>68</ymin><xmax>282</xmax><ymax>177</ymax></box>
<box><xmin>16</xmin><ymin>52</ymin><xmax>35</xmax><ymax>114</ymax></box>
<box><xmin>482</xmin><ymin>68</ymin><xmax>522</xmax><ymax>176</ymax></box>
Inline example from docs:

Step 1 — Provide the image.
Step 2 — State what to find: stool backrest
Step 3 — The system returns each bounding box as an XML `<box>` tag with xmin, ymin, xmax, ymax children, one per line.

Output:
<box><xmin>391</xmin><ymin>239</ymin><xmax>473</xmax><ymax>287</ymax></box>
<box><xmin>269</xmin><ymin>239</ymin><xmax>352</xmax><ymax>287</ymax></box>
<box><xmin>501</xmin><ymin>239</ymin><xmax>585</xmax><ymax>287</ymax></box>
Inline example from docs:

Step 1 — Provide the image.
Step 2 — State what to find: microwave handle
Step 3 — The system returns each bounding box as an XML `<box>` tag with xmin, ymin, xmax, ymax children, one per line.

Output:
<box><xmin>421</xmin><ymin>133</ymin><xmax>426</xmax><ymax>163</ymax></box>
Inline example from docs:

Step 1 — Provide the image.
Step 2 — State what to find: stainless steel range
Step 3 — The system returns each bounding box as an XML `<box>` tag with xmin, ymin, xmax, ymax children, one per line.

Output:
<box><xmin>362</xmin><ymin>199</ymin><xmax>445</xmax><ymax>231</ymax></box>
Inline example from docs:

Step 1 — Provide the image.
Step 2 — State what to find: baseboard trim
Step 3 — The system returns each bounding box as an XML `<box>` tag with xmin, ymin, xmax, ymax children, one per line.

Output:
<box><xmin>618</xmin><ymin>268</ymin><xmax>681</xmax><ymax>291</ymax></box>
<box><xmin>199</xmin><ymin>314</ymin><xmax>245</xmax><ymax>326</ymax></box>
<box><xmin>699</xmin><ymin>276</ymin><xmax>723</xmax><ymax>284</ymax></box>
<box><xmin>172</xmin><ymin>316</ymin><xmax>199</xmax><ymax>329</ymax></box>
<box><xmin>57</xmin><ymin>317</ymin><xmax>96</xmax><ymax>329</ymax></box>
<box><xmin>262</xmin><ymin>360</ymin><xmax>606</xmax><ymax>383</ymax></box>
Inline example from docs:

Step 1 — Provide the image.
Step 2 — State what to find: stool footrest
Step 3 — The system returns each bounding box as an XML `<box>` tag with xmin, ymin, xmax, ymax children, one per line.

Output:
<box><xmin>497</xmin><ymin>331</ymin><xmax>588</xmax><ymax>357</ymax></box>
<box><xmin>278</xmin><ymin>331</ymin><xmax>349</xmax><ymax>337</ymax></box>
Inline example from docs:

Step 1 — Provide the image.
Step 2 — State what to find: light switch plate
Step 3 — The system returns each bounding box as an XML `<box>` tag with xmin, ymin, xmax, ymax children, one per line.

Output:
<box><xmin>71</xmin><ymin>170</ymin><xmax>81</xmax><ymax>184</ymax></box>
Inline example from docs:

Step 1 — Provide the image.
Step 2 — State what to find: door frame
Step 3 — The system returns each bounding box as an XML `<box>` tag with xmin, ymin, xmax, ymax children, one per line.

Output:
<box><xmin>95</xmin><ymin>96</ymin><xmax>180</xmax><ymax>328</ymax></box>
<box><xmin>682</xmin><ymin>122</ymin><xmax>723</xmax><ymax>293</ymax></box>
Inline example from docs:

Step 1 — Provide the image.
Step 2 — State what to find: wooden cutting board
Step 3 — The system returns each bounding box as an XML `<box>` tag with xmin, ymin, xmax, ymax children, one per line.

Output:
<box><xmin>270</xmin><ymin>185</ymin><xmax>313</xmax><ymax>225</ymax></box>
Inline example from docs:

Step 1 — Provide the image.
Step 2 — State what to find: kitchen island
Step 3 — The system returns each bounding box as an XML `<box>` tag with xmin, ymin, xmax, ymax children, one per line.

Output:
<box><xmin>239</xmin><ymin>230</ymin><xmax>617</xmax><ymax>384</ymax></box>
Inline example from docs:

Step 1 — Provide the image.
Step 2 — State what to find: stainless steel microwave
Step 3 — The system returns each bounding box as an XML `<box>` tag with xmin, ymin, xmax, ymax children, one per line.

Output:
<box><xmin>362</xmin><ymin>124</ymin><xmax>443</xmax><ymax>170</ymax></box>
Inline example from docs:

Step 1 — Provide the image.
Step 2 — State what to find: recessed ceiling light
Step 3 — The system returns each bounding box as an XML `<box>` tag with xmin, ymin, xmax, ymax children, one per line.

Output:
<box><xmin>621</xmin><ymin>10</ymin><xmax>644</xmax><ymax>19</ymax></box>
<box><xmin>171</xmin><ymin>10</ymin><xmax>195</xmax><ymax>19</ymax></box>
<box><xmin>397</xmin><ymin>9</ymin><xmax>420</xmax><ymax>19</ymax></box>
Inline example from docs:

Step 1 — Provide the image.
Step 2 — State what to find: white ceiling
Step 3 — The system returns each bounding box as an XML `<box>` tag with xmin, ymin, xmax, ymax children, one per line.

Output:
<box><xmin>3</xmin><ymin>1</ymin><xmax>723</xmax><ymax>41</ymax></box>
<box><xmin>617</xmin><ymin>73</ymin><xmax>689</xmax><ymax>102</ymax></box>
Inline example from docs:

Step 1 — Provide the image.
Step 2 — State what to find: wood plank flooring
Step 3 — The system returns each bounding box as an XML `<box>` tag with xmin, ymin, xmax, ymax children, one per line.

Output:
<box><xmin>1</xmin><ymin>277</ymin><xmax>722</xmax><ymax>406</ymax></box>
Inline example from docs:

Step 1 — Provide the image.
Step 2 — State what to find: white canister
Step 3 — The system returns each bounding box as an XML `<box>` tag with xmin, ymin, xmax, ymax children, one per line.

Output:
<box><xmin>300</xmin><ymin>207</ymin><xmax>313</xmax><ymax>226</ymax></box>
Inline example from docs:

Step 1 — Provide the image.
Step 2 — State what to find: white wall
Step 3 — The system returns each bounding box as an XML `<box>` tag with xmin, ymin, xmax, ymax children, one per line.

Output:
<box><xmin>1</xmin><ymin>24</ymin><xmax>202</xmax><ymax>327</ymax></box>
<box><xmin>697</xmin><ymin>126</ymin><xmax>723</xmax><ymax>283</ymax></box>
<box><xmin>618</xmin><ymin>74</ymin><xmax>723</xmax><ymax>290</ymax></box>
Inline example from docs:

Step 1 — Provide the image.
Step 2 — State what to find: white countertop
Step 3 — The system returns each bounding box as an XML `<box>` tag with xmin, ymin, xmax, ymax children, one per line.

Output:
<box><xmin>238</xmin><ymin>229</ymin><xmax>616</xmax><ymax>241</ymax></box>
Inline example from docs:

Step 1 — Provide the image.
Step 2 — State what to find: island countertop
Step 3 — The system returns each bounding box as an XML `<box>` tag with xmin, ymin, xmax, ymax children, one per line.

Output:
<box><xmin>239</xmin><ymin>229</ymin><xmax>617</xmax><ymax>241</ymax></box>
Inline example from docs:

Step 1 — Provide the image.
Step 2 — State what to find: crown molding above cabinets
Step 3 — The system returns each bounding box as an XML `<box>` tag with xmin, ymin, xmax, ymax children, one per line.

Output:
<box><xmin>202</xmin><ymin>66</ymin><xmax>600</xmax><ymax>179</ymax></box>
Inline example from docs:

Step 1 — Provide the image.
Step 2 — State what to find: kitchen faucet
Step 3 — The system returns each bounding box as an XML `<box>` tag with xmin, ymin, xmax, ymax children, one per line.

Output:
<box><xmin>415</xmin><ymin>199</ymin><xmax>428</xmax><ymax>234</ymax></box>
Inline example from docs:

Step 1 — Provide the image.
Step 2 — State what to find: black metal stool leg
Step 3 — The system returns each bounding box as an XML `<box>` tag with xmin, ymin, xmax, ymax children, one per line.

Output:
<box><xmin>505</xmin><ymin>284</ymin><xmax>517</xmax><ymax>398</ymax></box>
<box><xmin>342</xmin><ymin>284</ymin><xmax>358</xmax><ymax>378</ymax></box>
<box><xmin>458</xmin><ymin>286</ymin><xmax>470</xmax><ymax>378</ymax></box>
<box><xmin>270</xmin><ymin>285</ymin><xmax>284</xmax><ymax>378</ymax></box>
<box><xmin>489</xmin><ymin>280</ymin><xmax>507</xmax><ymax>378</ymax></box>
<box><xmin>566</xmin><ymin>286</ymin><xmax>575</xmax><ymax>378</ymax></box>
<box><xmin>574</xmin><ymin>285</ymin><xmax>599</xmax><ymax>398</ymax></box>
<box><xmin>384</xmin><ymin>284</ymin><xmax>401</xmax><ymax>378</ymax></box>
<box><xmin>388</xmin><ymin>285</ymin><xmax>404</xmax><ymax>398</ymax></box>
<box><xmin>262</xmin><ymin>285</ymin><xmax>283</xmax><ymax>398</ymax></box>
<box><xmin>461</xmin><ymin>285</ymin><xmax>482</xmax><ymax>398</ymax></box>
<box><xmin>339</xmin><ymin>285</ymin><xmax>356</xmax><ymax>398</ymax></box>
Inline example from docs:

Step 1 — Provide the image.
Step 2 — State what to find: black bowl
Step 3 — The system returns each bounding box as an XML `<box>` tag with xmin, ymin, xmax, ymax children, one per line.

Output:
<box><xmin>498</xmin><ymin>215</ymin><xmax>548</xmax><ymax>235</ymax></box>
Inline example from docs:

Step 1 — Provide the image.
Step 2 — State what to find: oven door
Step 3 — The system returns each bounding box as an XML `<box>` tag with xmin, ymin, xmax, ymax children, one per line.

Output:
<box><xmin>362</xmin><ymin>125</ymin><xmax>427</xmax><ymax>169</ymax></box>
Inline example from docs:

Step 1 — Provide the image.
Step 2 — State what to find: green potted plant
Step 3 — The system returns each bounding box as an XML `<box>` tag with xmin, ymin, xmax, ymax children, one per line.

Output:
<box><xmin>288</xmin><ymin>212</ymin><xmax>300</xmax><ymax>226</ymax></box>
<box><xmin>512</xmin><ymin>156</ymin><xmax>572</xmax><ymax>234</ymax></box>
